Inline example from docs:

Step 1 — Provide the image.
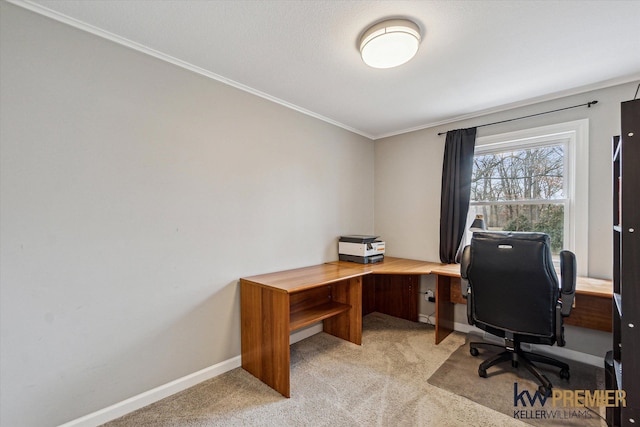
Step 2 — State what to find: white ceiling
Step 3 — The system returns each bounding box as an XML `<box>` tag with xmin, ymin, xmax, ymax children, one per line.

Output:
<box><xmin>15</xmin><ymin>0</ymin><xmax>640</xmax><ymax>139</ymax></box>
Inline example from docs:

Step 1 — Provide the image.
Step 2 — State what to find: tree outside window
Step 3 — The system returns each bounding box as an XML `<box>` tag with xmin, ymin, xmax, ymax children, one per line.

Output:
<box><xmin>465</xmin><ymin>120</ymin><xmax>588</xmax><ymax>276</ymax></box>
<box><xmin>469</xmin><ymin>144</ymin><xmax>566</xmax><ymax>255</ymax></box>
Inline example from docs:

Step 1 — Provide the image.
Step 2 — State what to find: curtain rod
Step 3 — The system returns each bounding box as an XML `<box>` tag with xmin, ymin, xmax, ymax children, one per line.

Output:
<box><xmin>437</xmin><ymin>100</ymin><xmax>598</xmax><ymax>136</ymax></box>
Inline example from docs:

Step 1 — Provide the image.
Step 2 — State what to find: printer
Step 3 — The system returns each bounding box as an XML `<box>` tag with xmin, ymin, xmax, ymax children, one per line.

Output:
<box><xmin>338</xmin><ymin>235</ymin><xmax>385</xmax><ymax>264</ymax></box>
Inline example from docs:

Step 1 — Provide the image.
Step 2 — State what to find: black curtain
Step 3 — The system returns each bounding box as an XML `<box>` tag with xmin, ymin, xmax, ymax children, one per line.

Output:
<box><xmin>439</xmin><ymin>127</ymin><xmax>477</xmax><ymax>264</ymax></box>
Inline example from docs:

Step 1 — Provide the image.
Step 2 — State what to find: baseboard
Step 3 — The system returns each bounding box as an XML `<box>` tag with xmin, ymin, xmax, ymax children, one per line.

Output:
<box><xmin>59</xmin><ymin>325</ymin><xmax>325</xmax><ymax>427</ymax></box>
<box><xmin>526</xmin><ymin>342</ymin><xmax>604</xmax><ymax>368</ymax></box>
<box><xmin>59</xmin><ymin>317</ymin><xmax>602</xmax><ymax>426</ymax></box>
<box><xmin>417</xmin><ymin>317</ymin><xmax>604</xmax><ymax>368</ymax></box>
<box><xmin>290</xmin><ymin>322</ymin><xmax>323</xmax><ymax>344</ymax></box>
<box><xmin>58</xmin><ymin>356</ymin><xmax>241</xmax><ymax>427</ymax></box>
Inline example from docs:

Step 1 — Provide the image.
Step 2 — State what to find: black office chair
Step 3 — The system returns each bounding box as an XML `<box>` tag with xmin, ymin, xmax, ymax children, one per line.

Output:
<box><xmin>460</xmin><ymin>231</ymin><xmax>576</xmax><ymax>395</ymax></box>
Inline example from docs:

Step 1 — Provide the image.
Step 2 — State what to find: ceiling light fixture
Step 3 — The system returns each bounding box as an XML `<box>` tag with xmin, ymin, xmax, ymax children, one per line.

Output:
<box><xmin>359</xmin><ymin>19</ymin><xmax>421</xmax><ymax>69</ymax></box>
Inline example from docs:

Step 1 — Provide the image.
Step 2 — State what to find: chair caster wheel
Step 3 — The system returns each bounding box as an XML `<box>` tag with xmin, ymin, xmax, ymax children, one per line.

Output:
<box><xmin>470</xmin><ymin>347</ymin><xmax>479</xmax><ymax>357</ymax></box>
<box><xmin>538</xmin><ymin>385</ymin><xmax>551</xmax><ymax>397</ymax></box>
<box><xmin>560</xmin><ymin>368</ymin><xmax>570</xmax><ymax>380</ymax></box>
<box><xmin>478</xmin><ymin>367</ymin><xmax>487</xmax><ymax>378</ymax></box>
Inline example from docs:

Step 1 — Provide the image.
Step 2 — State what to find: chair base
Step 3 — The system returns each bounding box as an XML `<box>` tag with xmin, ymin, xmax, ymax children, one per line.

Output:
<box><xmin>469</xmin><ymin>341</ymin><xmax>570</xmax><ymax>395</ymax></box>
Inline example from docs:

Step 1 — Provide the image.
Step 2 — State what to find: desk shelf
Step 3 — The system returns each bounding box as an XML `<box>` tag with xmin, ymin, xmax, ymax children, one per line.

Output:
<box><xmin>240</xmin><ymin>274</ymin><xmax>362</xmax><ymax>398</ymax></box>
<box><xmin>290</xmin><ymin>301</ymin><xmax>351</xmax><ymax>332</ymax></box>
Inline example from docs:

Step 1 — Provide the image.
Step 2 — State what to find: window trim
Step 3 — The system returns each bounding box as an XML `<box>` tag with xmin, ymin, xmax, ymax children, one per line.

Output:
<box><xmin>469</xmin><ymin>119</ymin><xmax>589</xmax><ymax>276</ymax></box>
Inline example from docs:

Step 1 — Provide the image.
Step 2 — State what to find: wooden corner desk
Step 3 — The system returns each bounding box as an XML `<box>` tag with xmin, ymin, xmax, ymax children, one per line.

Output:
<box><xmin>239</xmin><ymin>257</ymin><xmax>612</xmax><ymax>397</ymax></box>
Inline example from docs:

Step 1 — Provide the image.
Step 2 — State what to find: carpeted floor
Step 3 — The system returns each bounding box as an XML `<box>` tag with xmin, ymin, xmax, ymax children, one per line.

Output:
<box><xmin>103</xmin><ymin>313</ymin><xmax>592</xmax><ymax>426</ymax></box>
<box><xmin>428</xmin><ymin>337</ymin><xmax>607</xmax><ymax>427</ymax></box>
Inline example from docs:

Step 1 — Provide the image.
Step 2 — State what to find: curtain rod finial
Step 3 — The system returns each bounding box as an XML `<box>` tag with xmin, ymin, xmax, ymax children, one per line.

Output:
<box><xmin>588</xmin><ymin>100</ymin><xmax>598</xmax><ymax>107</ymax></box>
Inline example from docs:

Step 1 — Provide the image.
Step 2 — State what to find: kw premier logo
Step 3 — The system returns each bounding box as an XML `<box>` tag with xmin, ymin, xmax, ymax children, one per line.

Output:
<box><xmin>512</xmin><ymin>383</ymin><xmax>626</xmax><ymax>421</ymax></box>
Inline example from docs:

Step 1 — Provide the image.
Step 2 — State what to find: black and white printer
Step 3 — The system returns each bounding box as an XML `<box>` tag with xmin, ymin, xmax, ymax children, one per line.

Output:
<box><xmin>338</xmin><ymin>235</ymin><xmax>385</xmax><ymax>264</ymax></box>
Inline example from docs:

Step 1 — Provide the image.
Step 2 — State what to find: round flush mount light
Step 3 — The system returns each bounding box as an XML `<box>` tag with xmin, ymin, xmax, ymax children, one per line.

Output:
<box><xmin>359</xmin><ymin>19</ymin><xmax>421</xmax><ymax>69</ymax></box>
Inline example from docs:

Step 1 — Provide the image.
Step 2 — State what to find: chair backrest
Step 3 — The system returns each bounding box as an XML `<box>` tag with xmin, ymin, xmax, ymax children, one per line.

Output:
<box><xmin>465</xmin><ymin>231</ymin><xmax>559</xmax><ymax>340</ymax></box>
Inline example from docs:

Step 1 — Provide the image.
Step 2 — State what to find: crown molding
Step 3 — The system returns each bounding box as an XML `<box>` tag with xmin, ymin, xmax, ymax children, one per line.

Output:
<box><xmin>8</xmin><ymin>0</ymin><xmax>639</xmax><ymax>142</ymax></box>
<box><xmin>374</xmin><ymin>73</ymin><xmax>640</xmax><ymax>140</ymax></box>
<box><xmin>6</xmin><ymin>0</ymin><xmax>375</xmax><ymax>140</ymax></box>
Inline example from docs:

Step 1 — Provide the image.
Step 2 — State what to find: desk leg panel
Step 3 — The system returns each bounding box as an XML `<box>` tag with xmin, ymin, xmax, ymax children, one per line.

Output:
<box><xmin>324</xmin><ymin>277</ymin><xmax>362</xmax><ymax>345</ymax></box>
<box><xmin>435</xmin><ymin>275</ymin><xmax>456</xmax><ymax>344</ymax></box>
<box><xmin>240</xmin><ymin>281</ymin><xmax>291</xmax><ymax>397</ymax></box>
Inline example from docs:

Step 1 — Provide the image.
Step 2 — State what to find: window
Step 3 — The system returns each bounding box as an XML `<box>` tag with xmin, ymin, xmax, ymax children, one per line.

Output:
<box><xmin>465</xmin><ymin>120</ymin><xmax>589</xmax><ymax>275</ymax></box>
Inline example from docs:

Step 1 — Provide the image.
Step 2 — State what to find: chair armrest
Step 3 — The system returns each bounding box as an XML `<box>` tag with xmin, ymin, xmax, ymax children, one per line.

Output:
<box><xmin>460</xmin><ymin>245</ymin><xmax>470</xmax><ymax>299</ymax></box>
<box><xmin>555</xmin><ymin>305</ymin><xmax>566</xmax><ymax>347</ymax></box>
<box><xmin>460</xmin><ymin>245</ymin><xmax>473</xmax><ymax>324</ymax></box>
<box><xmin>460</xmin><ymin>245</ymin><xmax>471</xmax><ymax>281</ymax></box>
<box><xmin>559</xmin><ymin>250</ymin><xmax>576</xmax><ymax>317</ymax></box>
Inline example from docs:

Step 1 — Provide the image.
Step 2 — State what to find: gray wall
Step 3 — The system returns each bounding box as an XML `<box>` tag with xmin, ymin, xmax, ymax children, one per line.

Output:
<box><xmin>374</xmin><ymin>80</ymin><xmax>639</xmax><ymax>357</ymax></box>
<box><xmin>0</xmin><ymin>4</ymin><xmax>374</xmax><ymax>426</ymax></box>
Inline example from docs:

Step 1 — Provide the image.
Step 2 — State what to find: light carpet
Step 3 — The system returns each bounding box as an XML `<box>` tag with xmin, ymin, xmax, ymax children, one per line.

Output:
<box><xmin>103</xmin><ymin>313</ymin><xmax>536</xmax><ymax>426</ymax></box>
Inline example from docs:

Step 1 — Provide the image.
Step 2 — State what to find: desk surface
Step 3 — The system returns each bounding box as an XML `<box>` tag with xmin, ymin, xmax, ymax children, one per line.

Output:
<box><xmin>241</xmin><ymin>258</ymin><xmax>442</xmax><ymax>295</ymax></box>
<box><xmin>328</xmin><ymin>257</ymin><xmax>612</xmax><ymax>298</ymax></box>
<box><xmin>430</xmin><ymin>261</ymin><xmax>612</xmax><ymax>298</ymax></box>
<box><xmin>328</xmin><ymin>257</ymin><xmax>440</xmax><ymax>275</ymax></box>
<box><xmin>242</xmin><ymin>256</ymin><xmax>612</xmax><ymax>298</ymax></box>
<box><xmin>241</xmin><ymin>263</ymin><xmax>367</xmax><ymax>294</ymax></box>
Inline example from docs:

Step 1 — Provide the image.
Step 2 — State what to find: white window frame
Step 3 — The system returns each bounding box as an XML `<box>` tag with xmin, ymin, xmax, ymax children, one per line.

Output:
<box><xmin>466</xmin><ymin>119</ymin><xmax>589</xmax><ymax>276</ymax></box>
